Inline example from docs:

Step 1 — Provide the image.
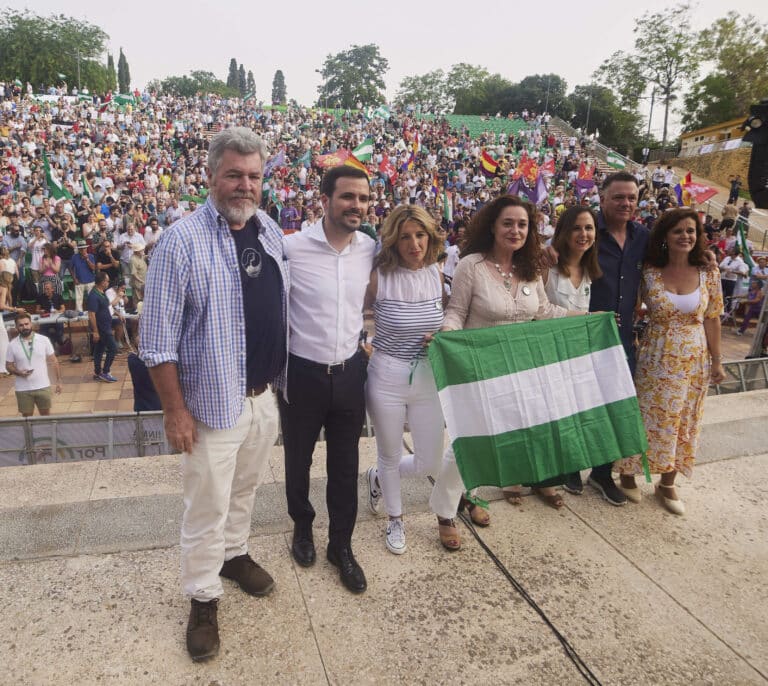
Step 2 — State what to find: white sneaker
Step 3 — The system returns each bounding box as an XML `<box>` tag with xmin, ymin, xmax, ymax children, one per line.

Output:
<box><xmin>385</xmin><ymin>517</ymin><xmax>406</xmax><ymax>554</ymax></box>
<box><xmin>366</xmin><ymin>467</ymin><xmax>382</xmax><ymax>514</ymax></box>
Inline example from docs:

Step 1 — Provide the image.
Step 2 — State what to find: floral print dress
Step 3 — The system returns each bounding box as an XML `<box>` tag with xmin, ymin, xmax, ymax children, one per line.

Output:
<box><xmin>618</xmin><ymin>267</ymin><xmax>723</xmax><ymax>477</ymax></box>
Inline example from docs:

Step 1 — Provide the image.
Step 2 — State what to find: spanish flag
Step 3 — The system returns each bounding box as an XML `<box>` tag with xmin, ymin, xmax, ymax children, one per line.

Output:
<box><xmin>480</xmin><ymin>150</ymin><xmax>498</xmax><ymax>178</ymax></box>
<box><xmin>344</xmin><ymin>153</ymin><xmax>370</xmax><ymax>177</ymax></box>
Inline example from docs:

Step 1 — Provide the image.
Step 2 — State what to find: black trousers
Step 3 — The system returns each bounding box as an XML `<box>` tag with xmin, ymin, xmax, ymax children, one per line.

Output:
<box><xmin>279</xmin><ymin>350</ymin><xmax>367</xmax><ymax>550</ymax></box>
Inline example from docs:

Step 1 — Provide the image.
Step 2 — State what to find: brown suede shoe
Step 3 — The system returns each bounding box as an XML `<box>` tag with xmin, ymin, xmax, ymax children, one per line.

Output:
<box><xmin>187</xmin><ymin>599</ymin><xmax>219</xmax><ymax>661</ymax></box>
<box><xmin>220</xmin><ymin>554</ymin><xmax>275</xmax><ymax>597</ymax></box>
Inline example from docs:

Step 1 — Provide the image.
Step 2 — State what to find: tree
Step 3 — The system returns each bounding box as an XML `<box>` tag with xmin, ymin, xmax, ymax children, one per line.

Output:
<box><xmin>517</xmin><ymin>74</ymin><xmax>572</xmax><ymax>119</ymax></box>
<box><xmin>106</xmin><ymin>53</ymin><xmax>116</xmax><ymax>92</ymax></box>
<box><xmin>153</xmin><ymin>71</ymin><xmax>237</xmax><ymax>98</ymax></box>
<box><xmin>246</xmin><ymin>70</ymin><xmax>255</xmax><ymax>97</ymax></box>
<box><xmin>226</xmin><ymin>58</ymin><xmax>238</xmax><ymax>90</ymax></box>
<box><xmin>568</xmin><ymin>84</ymin><xmax>642</xmax><ymax>154</ymax></box>
<box><xmin>394</xmin><ymin>69</ymin><xmax>451</xmax><ymax>112</ymax></box>
<box><xmin>0</xmin><ymin>9</ymin><xmax>113</xmax><ymax>92</ymax></box>
<box><xmin>683</xmin><ymin>12</ymin><xmax>768</xmax><ymax>130</ymax></box>
<box><xmin>316</xmin><ymin>44</ymin><xmax>388</xmax><ymax>109</ymax></box>
<box><xmin>237</xmin><ymin>64</ymin><xmax>246</xmax><ymax>97</ymax></box>
<box><xmin>594</xmin><ymin>3</ymin><xmax>702</xmax><ymax>148</ymax></box>
<box><xmin>272</xmin><ymin>70</ymin><xmax>286</xmax><ymax>105</ymax></box>
<box><xmin>117</xmin><ymin>47</ymin><xmax>130</xmax><ymax>93</ymax></box>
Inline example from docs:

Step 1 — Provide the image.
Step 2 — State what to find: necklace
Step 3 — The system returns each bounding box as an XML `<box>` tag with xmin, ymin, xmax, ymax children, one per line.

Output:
<box><xmin>19</xmin><ymin>333</ymin><xmax>34</xmax><ymax>362</ymax></box>
<box><xmin>493</xmin><ymin>262</ymin><xmax>514</xmax><ymax>289</ymax></box>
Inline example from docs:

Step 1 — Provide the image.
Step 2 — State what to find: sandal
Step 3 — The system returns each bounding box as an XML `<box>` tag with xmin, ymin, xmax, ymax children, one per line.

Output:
<box><xmin>532</xmin><ymin>487</ymin><xmax>564</xmax><ymax>510</ymax></box>
<box><xmin>437</xmin><ymin>517</ymin><xmax>461</xmax><ymax>551</ymax></box>
<box><xmin>459</xmin><ymin>495</ymin><xmax>491</xmax><ymax>527</ymax></box>
<box><xmin>503</xmin><ymin>487</ymin><xmax>523</xmax><ymax>506</ymax></box>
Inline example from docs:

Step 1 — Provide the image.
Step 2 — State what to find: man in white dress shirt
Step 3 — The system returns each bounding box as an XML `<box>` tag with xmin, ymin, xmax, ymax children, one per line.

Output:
<box><xmin>281</xmin><ymin>166</ymin><xmax>375</xmax><ymax>593</ymax></box>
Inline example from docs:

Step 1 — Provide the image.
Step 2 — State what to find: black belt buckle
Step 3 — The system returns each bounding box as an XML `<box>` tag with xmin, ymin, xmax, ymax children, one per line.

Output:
<box><xmin>326</xmin><ymin>360</ymin><xmax>346</xmax><ymax>375</ymax></box>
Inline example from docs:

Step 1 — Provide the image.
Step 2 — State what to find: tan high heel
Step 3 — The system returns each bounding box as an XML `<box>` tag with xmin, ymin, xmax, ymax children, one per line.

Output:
<box><xmin>437</xmin><ymin>517</ymin><xmax>461</xmax><ymax>551</ymax></box>
<box><xmin>656</xmin><ymin>483</ymin><xmax>685</xmax><ymax>515</ymax></box>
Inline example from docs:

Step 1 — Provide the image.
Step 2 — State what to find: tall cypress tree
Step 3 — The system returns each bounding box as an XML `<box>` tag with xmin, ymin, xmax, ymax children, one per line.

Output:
<box><xmin>246</xmin><ymin>70</ymin><xmax>255</xmax><ymax>96</ymax></box>
<box><xmin>117</xmin><ymin>48</ymin><xmax>130</xmax><ymax>93</ymax></box>
<box><xmin>227</xmin><ymin>58</ymin><xmax>238</xmax><ymax>89</ymax></box>
<box><xmin>272</xmin><ymin>70</ymin><xmax>286</xmax><ymax>105</ymax></box>
<box><xmin>106</xmin><ymin>53</ymin><xmax>117</xmax><ymax>92</ymax></box>
<box><xmin>237</xmin><ymin>64</ymin><xmax>246</xmax><ymax>96</ymax></box>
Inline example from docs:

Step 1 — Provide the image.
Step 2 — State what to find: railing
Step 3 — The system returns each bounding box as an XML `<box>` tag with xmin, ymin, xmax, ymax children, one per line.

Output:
<box><xmin>0</xmin><ymin>411</ymin><xmax>376</xmax><ymax>467</ymax></box>
<box><xmin>550</xmin><ymin>116</ymin><xmax>638</xmax><ymax>171</ymax></box>
<box><xmin>711</xmin><ymin>357</ymin><xmax>768</xmax><ymax>395</ymax></box>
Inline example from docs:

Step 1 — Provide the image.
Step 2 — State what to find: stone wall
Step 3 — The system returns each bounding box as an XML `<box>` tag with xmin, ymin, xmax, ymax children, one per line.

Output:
<box><xmin>670</xmin><ymin>148</ymin><xmax>751</xmax><ymax>190</ymax></box>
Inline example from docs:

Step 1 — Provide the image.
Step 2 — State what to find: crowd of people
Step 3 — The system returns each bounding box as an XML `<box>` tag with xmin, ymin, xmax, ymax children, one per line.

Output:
<box><xmin>0</xmin><ymin>89</ymin><xmax>748</xmax><ymax>662</ymax></box>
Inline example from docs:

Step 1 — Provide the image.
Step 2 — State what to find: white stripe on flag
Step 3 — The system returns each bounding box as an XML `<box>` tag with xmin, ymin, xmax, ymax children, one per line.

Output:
<box><xmin>438</xmin><ymin>345</ymin><xmax>634</xmax><ymax>439</ymax></box>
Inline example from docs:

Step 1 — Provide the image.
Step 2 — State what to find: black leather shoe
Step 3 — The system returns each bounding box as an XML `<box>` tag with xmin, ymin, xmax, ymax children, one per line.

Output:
<box><xmin>327</xmin><ymin>545</ymin><xmax>367</xmax><ymax>594</ymax></box>
<box><xmin>186</xmin><ymin>599</ymin><xmax>219</xmax><ymax>661</ymax></box>
<box><xmin>291</xmin><ymin>527</ymin><xmax>316</xmax><ymax>567</ymax></box>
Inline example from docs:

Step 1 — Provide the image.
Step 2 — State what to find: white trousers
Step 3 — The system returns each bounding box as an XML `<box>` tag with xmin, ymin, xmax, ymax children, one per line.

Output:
<box><xmin>429</xmin><ymin>443</ymin><xmax>470</xmax><ymax>520</ymax></box>
<box><xmin>365</xmin><ymin>352</ymin><xmax>456</xmax><ymax>518</ymax></box>
<box><xmin>181</xmin><ymin>391</ymin><xmax>278</xmax><ymax>601</ymax></box>
<box><xmin>75</xmin><ymin>283</ymin><xmax>94</xmax><ymax>312</ymax></box>
<box><xmin>0</xmin><ymin>319</ymin><xmax>8</xmax><ymax>373</ymax></box>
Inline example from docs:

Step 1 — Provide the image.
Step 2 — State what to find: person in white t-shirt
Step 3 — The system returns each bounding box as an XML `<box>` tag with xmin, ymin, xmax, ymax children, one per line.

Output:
<box><xmin>5</xmin><ymin>311</ymin><xmax>62</xmax><ymax>416</ymax></box>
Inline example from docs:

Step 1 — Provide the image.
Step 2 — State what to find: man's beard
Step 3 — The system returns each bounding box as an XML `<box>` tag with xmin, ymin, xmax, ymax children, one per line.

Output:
<box><xmin>20</xmin><ymin>329</ymin><xmax>32</xmax><ymax>338</ymax></box>
<box><xmin>213</xmin><ymin>193</ymin><xmax>258</xmax><ymax>226</ymax></box>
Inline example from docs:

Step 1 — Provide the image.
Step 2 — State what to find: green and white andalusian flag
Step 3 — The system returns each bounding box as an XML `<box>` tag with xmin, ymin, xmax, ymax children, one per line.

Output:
<box><xmin>606</xmin><ymin>151</ymin><xmax>626</xmax><ymax>169</ymax></box>
<box><xmin>428</xmin><ymin>313</ymin><xmax>647</xmax><ymax>489</ymax></box>
<box><xmin>352</xmin><ymin>137</ymin><xmax>374</xmax><ymax>162</ymax></box>
<box><xmin>42</xmin><ymin>151</ymin><xmax>72</xmax><ymax>201</ymax></box>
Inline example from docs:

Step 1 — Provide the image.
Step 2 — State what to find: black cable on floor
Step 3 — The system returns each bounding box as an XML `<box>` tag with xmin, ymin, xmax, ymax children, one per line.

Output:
<box><xmin>422</xmin><ymin>467</ymin><xmax>602</xmax><ymax>686</ymax></box>
<box><xmin>455</xmin><ymin>506</ymin><xmax>603</xmax><ymax>686</ymax></box>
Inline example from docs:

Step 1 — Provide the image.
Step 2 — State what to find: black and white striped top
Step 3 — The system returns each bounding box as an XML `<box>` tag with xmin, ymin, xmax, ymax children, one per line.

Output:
<box><xmin>372</xmin><ymin>264</ymin><xmax>444</xmax><ymax>361</ymax></box>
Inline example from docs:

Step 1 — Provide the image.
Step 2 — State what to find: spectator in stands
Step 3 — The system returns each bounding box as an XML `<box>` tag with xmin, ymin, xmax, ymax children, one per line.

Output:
<box><xmin>735</xmin><ymin>279</ymin><xmax>765</xmax><ymax>336</ymax></box>
<box><xmin>719</xmin><ymin>246</ymin><xmax>749</xmax><ymax>307</ymax></box>
<box><xmin>36</xmin><ymin>280</ymin><xmax>65</xmax><ymax>348</ymax></box>
<box><xmin>71</xmin><ymin>241</ymin><xmax>96</xmax><ymax>312</ymax></box>
<box><xmin>95</xmin><ymin>239</ymin><xmax>120</xmax><ymax>287</ymax></box>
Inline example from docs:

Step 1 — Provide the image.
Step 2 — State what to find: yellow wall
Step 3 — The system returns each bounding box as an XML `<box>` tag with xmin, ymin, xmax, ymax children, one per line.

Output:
<box><xmin>670</xmin><ymin>148</ymin><xmax>751</xmax><ymax>190</ymax></box>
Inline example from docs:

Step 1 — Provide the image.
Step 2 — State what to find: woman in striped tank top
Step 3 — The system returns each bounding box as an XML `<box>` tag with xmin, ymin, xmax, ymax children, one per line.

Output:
<box><xmin>363</xmin><ymin>205</ymin><xmax>457</xmax><ymax>555</ymax></box>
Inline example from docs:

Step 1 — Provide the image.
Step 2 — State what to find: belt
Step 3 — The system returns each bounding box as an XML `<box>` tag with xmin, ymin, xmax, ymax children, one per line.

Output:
<box><xmin>246</xmin><ymin>384</ymin><xmax>269</xmax><ymax>397</ymax></box>
<box><xmin>290</xmin><ymin>350</ymin><xmax>360</xmax><ymax>375</ymax></box>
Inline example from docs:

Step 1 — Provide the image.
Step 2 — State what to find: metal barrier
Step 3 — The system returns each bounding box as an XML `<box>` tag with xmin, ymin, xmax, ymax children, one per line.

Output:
<box><xmin>711</xmin><ymin>357</ymin><xmax>768</xmax><ymax>395</ymax></box>
<box><xmin>0</xmin><ymin>411</ymin><xmax>376</xmax><ymax>467</ymax></box>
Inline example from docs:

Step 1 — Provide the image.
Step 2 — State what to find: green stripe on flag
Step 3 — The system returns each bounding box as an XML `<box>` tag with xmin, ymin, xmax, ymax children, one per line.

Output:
<box><xmin>451</xmin><ymin>399</ymin><xmax>647</xmax><ymax>488</ymax></box>
<box><xmin>606</xmin><ymin>152</ymin><xmax>626</xmax><ymax>169</ymax></box>
<box><xmin>430</xmin><ymin>313</ymin><xmax>620</xmax><ymax>390</ymax></box>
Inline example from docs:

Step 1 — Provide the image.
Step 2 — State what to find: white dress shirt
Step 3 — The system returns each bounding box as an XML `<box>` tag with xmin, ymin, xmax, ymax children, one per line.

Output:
<box><xmin>284</xmin><ymin>220</ymin><xmax>375</xmax><ymax>364</ymax></box>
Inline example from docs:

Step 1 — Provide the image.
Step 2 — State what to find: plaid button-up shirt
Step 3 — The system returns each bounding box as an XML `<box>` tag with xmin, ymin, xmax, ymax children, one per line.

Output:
<box><xmin>140</xmin><ymin>199</ymin><xmax>289</xmax><ymax>430</ymax></box>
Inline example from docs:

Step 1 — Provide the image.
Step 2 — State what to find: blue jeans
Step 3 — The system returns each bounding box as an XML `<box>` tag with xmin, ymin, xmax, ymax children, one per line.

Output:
<box><xmin>93</xmin><ymin>331</ymin><xmax>117</xmax><ymax>375</ymax></box>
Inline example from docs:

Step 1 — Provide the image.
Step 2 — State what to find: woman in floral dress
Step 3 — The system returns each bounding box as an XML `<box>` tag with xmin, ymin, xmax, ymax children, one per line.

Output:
<box><xmin>617</xmin><ymin>208</ymin><xmax>725</xmax><ymax>515</ymax></box>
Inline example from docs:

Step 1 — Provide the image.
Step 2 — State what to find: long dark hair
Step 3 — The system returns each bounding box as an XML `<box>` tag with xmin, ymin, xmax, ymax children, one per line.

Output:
<box><xmin>646</xmin><ymin>208</ymin><xmax>708</xmax><ymax>267</ymax></box>
<box><xmin>551</xmin><ymin>206</ymin><xmax>602</xmax><ymax>281</ymax></box>
<box><xmin>462</xmin><ymin>195</ymin><xmax>540</xmax><ymax>281</ymax></box>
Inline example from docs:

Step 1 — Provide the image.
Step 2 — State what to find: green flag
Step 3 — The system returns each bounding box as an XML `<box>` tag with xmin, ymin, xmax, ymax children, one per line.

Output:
<box><xmin>293</xmin><ymin>150</ymin><xmax>311</xmax><ymax>168</ymax></box>
<box><xmin>606</xmin><ymin>151</ymin><xmax>626</xmax><ymax>169</ymax></box>
<box><xmin>81</xmin><ymin>173</ymin><xmax>93</xmax><ymax>200</ymax></box>
<box><xmin>42</xmin><ymin>151</ymin><xmax>72</xmax><ymax>201</ymax></box>
<box><xmin>737</xmin><ymin>219</ymin><xmax>755</xmax><ymax>270</ymax></box>
<box><xmin>428</xmin><ymin>314</ymin><xmax>648</xmax><ymax>489</ymax></box>
<box><xmin>352</xmin><ymin>137</ymin><xmax>374</xmax><ymax>162</ymax></box>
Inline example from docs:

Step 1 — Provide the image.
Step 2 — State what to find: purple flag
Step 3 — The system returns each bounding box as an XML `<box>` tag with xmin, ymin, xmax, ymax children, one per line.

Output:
<box><xmin>507</xmin><ymin>173</ymin><xmax>548</xmax><ymax>206</ymax></box>
<box><xmin>673</xmin><ymin>183</ymin><xmax>683</xmax><ymax>206</ymax></box>
<box><xmin>264</xmin><ymin>150</ymin><xmax>286</xmax><ymax>178</ymax></box>
<box><xmin>574</xmin><ymin>178</ymin><xmax>596</xmax><ymax>200</ymax></box>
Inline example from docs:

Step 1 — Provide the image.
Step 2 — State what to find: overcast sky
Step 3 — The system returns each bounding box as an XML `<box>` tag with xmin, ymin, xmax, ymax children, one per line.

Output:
<box><xmin>18</xmin><ymin>0</ymin><xmax>767</xmax><ymax>136</ymax></box>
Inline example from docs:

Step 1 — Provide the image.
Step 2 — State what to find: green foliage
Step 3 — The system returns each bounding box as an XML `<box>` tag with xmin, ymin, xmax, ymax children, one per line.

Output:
<box><xmin>117</xmin><ymin>48</ymin><xmax>130</xmax><ymax>93</ymax></box>
<box><xmin>272</xmin><ymin>70</ymin><xmax>286</xmax><ymax>105</ymax></box>
<box><xmin>226</xmin><ymin>58</ymin><xmax>238</xmax><ymax>90</ymax></box>
<box><xmin>0</xmin><ymin>9</ymin><xmax>112</xmax><ymax>92</ymax></box>
<box><xmin>683</xmin><ymin>12</ymin><xmax>768</xmax><ymax>130</ymax></box>
<box><xmin>593</xmin><ymin>3</ymin><xmax>702</xmax><ymax>147</ymax></box>
<box><xmin>569</xmin><ymin>84</ymin><xmax>642</xmax><ymax>154</ymax></box>
<box><xmin>153</xmin><ymin>71</ymin><xmax>238</xmax><ymax>98</ymax></box>
<box><xmin>446</xmin><ymin>63</ymin><xmax>489</xmax><ymax>102</ymax></box>
<box><xmin>246</xmin><ymin>70</ymin><xmax>255</xmax><ymax>97</ymax></box>
<box><xmin>316</xmin><ymin>44</ymin><xmax>388</xmax><ymax>108</ymax></box>
<box><xmin>106</xmin><ymin>54</ymin><xmax>117</xmax><ymax>92</ymax></box>
<box><xmin>237</xmin><ymin>64</ymin><xmax>246</xmax><ymax>96</ymax></box>
<box><xmin>395</xmin><ymin>69</ymin><xmax>450</xmax><ymax>112</ymax></box>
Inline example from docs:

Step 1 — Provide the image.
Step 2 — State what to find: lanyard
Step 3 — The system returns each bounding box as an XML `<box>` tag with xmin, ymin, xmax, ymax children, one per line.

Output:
<box><xmin>19</xmin><ymin>333</ymin><xmax>34</xmax><ymax>362</ymax></box>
